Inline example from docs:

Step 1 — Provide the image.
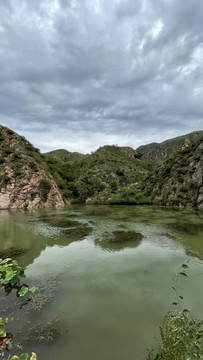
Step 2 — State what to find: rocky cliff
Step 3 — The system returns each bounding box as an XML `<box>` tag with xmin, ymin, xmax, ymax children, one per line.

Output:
<box><xmin>0</xmin><ymin>126</ymin><xmax>64</xmax><ymax>209</ymax></box>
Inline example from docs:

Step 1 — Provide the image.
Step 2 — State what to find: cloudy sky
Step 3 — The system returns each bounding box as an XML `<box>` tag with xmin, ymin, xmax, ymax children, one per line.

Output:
<box><xmin>0</xmin><ymin>0</ymin><xmax>203</xmax><ymax>153</ymax></box>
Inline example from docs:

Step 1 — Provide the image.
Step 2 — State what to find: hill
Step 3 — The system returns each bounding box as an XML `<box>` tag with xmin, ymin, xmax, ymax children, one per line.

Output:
<box><xmin>0</xmin><ymin>126</ymin><xmax>64</xmax><ymax>209</ymax></box>
<box><xmin>44</xmin><ymin>144</ymin><xmax>155</xmax><ymax>203</ymax></box>
<box><xmin>136</xmin><ymin>130</ymin><xmax>203</xmax><ymax>164</ymax></box>
<box><xmin>142</xmin><ymin>136</ymin><xmax>203</xmax><ymax>208</ymax></box>
<box><xmin>44</xmin><ymin>149</ymin><xmax>85</xmax><ymax>163</ymax></box>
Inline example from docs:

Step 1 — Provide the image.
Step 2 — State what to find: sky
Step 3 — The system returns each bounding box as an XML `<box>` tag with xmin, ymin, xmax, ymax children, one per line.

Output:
<box><xmin>0</xmin><ymin>0</ymin><xmax>203</xmax><ymax>154</ymax></box>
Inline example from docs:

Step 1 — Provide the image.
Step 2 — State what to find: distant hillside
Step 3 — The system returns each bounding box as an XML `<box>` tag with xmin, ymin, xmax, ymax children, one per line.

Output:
<box><xmin>0</xmin><ymin>126</ymin><xmax>64</xmax><ymax>209</ymax></box>
<box><xmin>78</xmin><ymin>145</ymin><xmax>153</xmax><ymax>184</ymax></box>
<box><xmin>44</xmin><ymin>149</ymin><xmax>85</xmax><ymax>163</ymax></box>
<box><xmin>45</xmin><ymin>144</ymin><xmax>155</xmax><ymax>204</ymax></box>
<box><xmin>136</xmin><ymin>130</ymin><xmax>203</xmax><ymax>163</ymax></box>
<box><xmin>142</xmin><ymin>136</ymin><xmax>203</xmax><ymax>208</ymax></box>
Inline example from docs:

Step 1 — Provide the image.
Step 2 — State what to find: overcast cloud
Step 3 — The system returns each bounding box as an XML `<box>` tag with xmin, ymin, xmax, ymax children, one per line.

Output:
<box><xmin>0</xmin><ymin>0</ymin><xmax>203</xmax><ymax>153</ymax></box>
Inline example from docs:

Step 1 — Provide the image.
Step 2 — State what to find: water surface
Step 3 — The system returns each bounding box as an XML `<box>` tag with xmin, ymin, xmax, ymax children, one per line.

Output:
<box><xmin>0</xmin><ymin>205</ymin><xmax>203</xmax><ymax>360</ymax></box>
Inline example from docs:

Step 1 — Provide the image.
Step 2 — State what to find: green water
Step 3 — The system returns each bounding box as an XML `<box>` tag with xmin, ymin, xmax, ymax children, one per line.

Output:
<box><xmin>0</xmin><ymin>205</ymin><xmax>203</xmax><ymax>360</ymax></box>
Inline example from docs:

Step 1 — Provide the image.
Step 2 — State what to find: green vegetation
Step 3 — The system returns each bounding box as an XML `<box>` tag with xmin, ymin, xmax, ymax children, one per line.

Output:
<box><xmin>2</xmin><ymin>146</ymin><xmax>14</xmax><ymax>157</ymax></box>
<box><xmin>147</xmin><ymin>311</ymin><xmax>203</xmax><ymax>360</ymax></box>
<box><xmin>0</xmin><ymin>174</ymin><xmax>10</xmax><ymax>183</ymax></box>
<box><xmin>9</xmin><ymin>353</ymin><xmax>37</xmax><ymax>360</ymax></box>
<box><xmin>0</xmin><ymin>258</ymin><xmax>38</xmax><ymax>358</ymax></box>
<box><xmin>0</xmin><ymin>257</ymin><xmax>37</xmax><ymax>299</ymax></box>
<box><xmin>108</xmin><ymin>186</ymin><xmax>151</xmax><ymax>205</ymax></box>
<box><xmin>38</xmin><ymin>179</ymin><xmax>52</xmax><ymax>202</ymax></box>
<box><xmin>142</xmin><ymin>136</ymin><xmax>203</xmax><ymax>207</ymax></box>
<box><xmin>137</xmin><ymin>130</ymin><xmax>203</xmax><ymax>164</ymax></box>
<box><xmin>0</xmin><ymin>125</ymin><xmax>202</xmax><ymax>208</ymax></box>
<box><xmin>147</xmin><ymin>261</ymin><xmax>203</xmax><ymax>359</ymax></box>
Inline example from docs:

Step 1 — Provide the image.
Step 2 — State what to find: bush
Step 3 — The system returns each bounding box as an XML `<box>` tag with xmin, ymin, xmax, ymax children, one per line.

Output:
<box><xmin>2</xmin><ymin>146</ymin><xmax>14</xmax><ymax>156</ymax></box>
<box><xmin>116</xmin><ymin>169</ymin><xmax>124</xmax><ymax>176</ymax></box>
<box><xmin>110</xmin><ymin>181</ymin><xmax>118</xmax><ymax>192</ymax></box>
<box><xmin>108</xmin><ymin>186</ymin><xmax>151</xmax><ymax>205</ymax></box>
<box><xmin>7</xmin><ymin>129</ymin><xmax>14</xmax><ymax>135</ymax></box>
<box><xmin>147</xmin><ymin>311</ymin><xmax>203</xmax><ymax>360</ymax></box>
<box><xmin>0</xmin><ymin>174</ymin><xmax>10</xmax><ymax>183</ymax></box>
<box><xmin>134</xmin><ymin>152</ymin><xmax>142</xmax><ymax>159</ymax></box>
<box><xmin>0</xmin><ymin>157</ymin><xmax>5</xmax><ymax>164</ymax></box>
<box><xmin>38</xmin><ymin>179</ymin><xmax>52</xmax><ymax>202</ymax></box>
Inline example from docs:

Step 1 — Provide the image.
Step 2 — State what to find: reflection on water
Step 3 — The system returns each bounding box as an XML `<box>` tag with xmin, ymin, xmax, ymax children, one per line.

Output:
<box><xmin>0</xmin><ymin>205</ymin><xmax>203</xmax><ymax>360</ymax></box>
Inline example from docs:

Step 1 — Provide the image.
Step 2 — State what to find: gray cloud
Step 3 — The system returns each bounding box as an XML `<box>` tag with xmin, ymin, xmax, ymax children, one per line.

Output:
<box><xmin>0</xmin><ymin>0</ymin><xmax>203</xmax><ymax>153</ymax></box>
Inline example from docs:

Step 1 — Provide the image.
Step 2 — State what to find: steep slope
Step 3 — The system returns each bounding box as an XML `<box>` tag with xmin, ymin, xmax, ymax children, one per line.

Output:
<box><xmin>142</xmin><ymin>136</ymin><xmax>203</xmax><ymax>208</ymax></box>
<box><xmin>0</xmin><ymin>126</ymin><xmax>64</xmax><ymax>209</ymax></box>
<box><xmin>136</xmin><ymin>130</ymin><xmax>203</xmax><ymax>164</ymax></box>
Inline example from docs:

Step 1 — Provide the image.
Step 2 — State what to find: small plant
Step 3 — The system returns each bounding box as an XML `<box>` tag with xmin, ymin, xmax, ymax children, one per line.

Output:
<box><xmin>147</xmin><ymin>261</ymin><xmax>203</xmax><ymax>359</ymax></box>
<box><xmin>0</xmin><ymin>174</ymin><xmax>10</xmax><ymax>183</ymax></box>
<box><xmin>8</xmin><ymin>352</ymin><xmax>37</xmax><ymax>360</ymax></box>
<box><xmin>0</xmin><ymin>258</ymin><xmax>37</xmax><ymax>299</ymax></box>
<box><xmin>0</xmin><ymin>317</ymin><xmax>13</xmax><ymax>351</ymax></box>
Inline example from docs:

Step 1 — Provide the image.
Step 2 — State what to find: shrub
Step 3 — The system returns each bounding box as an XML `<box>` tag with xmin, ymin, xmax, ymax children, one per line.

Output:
<box><xmin>108</xmin><ymin>186</ymin><xmax>151</xmax><ymax>205</ymax></box>
<box><xmin>0</xmin><ymin>157</ymin><xmax>5</xmax><ymax>164</ymax></box>
<box><xmin>147</xmin><ymin>311</ymin><xmax>203</xmax><ymax>360</ymax></box>
<box><xmin>116</xmin><ymin>169</ymin><xmax>124</xmax><ymax>176</ymax></box>
<box><xmin>25</xmin><ymin>143</ymin><xmax>35</xmax><ymax>152</ymax></box>
<box><xmin>0</xmin><ymin>174</ymin><xmax>10</xmax><ymax>183</ymax></box>
<box><xmin>38</xmin><ymin>179</ymin><xmax>52</xmax><ymax>202</ymax></box>
<box><xmin>134</xmin><ymin>152</ymin><xmax>142</xmax><ymax>159</ymax></box>
<box><xmin>7</xmin><ymin>129</ymin><xmax>14</xmax><ymax>135</ymax></box>
<box><xmin>2</xmin><ymin>146</ymin><xmax>14</xmax><ymax>157</ymax></box>
<box><xmin>30</xmin><ymin>192</ymin><xmax>38</xmax><ymax>201</ymax></box>
<box><xmin>110</xmin><ymin>181</ymin><xmax>118</xmax><ymax>192</ymax></box>
<box><xmin>180</xmin><ymin>185</ymin><xmax>188</xmax><ymax>193</ymax></box>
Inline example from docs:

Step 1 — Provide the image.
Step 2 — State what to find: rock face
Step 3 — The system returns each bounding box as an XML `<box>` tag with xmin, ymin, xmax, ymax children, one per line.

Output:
<box><xmin>0</xmin><ymin>126</ymin><xmax>64</xmax><ymax>209</ymax></box>
<box><xmin>142</xmin><ymin>136</ymin><xmax>203</xmax><ymax>208</ymax></box>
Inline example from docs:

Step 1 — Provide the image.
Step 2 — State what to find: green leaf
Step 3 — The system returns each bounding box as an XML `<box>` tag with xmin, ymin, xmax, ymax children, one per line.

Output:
<box><xmin>18</xmin><ymin>286</ymin><xmax>29</xmax><ymax>297</ymax></box>
<box><xmin>181</xmin><ymin>264</ymin><xmax>189</xmax><ymax>268</ymax></box>
<box><xmin>6</xmin><ymin>339</ymin><xmax>12</xmax><ymax>350</ymax></box>
<box><xmin>18</xmin><ymin>353</ymin><xmax>29</xmax><ymax>360</ymax></box>
<box><xmin>5</xmin><ymin>269</ymin><xmax>14</xmax><ymax>281</ymax></box>
<box><xmin>17</xmin><ymin>270</ymin><xmax>26</xmax><ymax>281</ymax></box>
<box><xmin>180</xmin><ymin>272</ymin><xmax>188</xmax><ymax>277</ymax></box>
<box><xmin>29</xmin><ymin>287</ymin><xmax>38</xmax><ymax>293</ymax></box>
<box><xmin>26</xmin><ymin>294</ymin><xmax>32</xmax><ymax>301</ymax></box>
<box><xmin>0</xmin><ymin>258</ymin><xmax>12</xmax><ymax>264</ymax></box>
<box><xmin>10</xmin><ymin>274</ymin><xmax>20</xmax><ymax>285</ymax></box>
<box><xmin>0</xmin><ymin>323</ymin><xmax>5</xmax><ymax>335</ymax></box>
<box><xmin>12</xmin><ymin>260</ymin><xmax>18</xmax><ymax>265</ymax></box>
